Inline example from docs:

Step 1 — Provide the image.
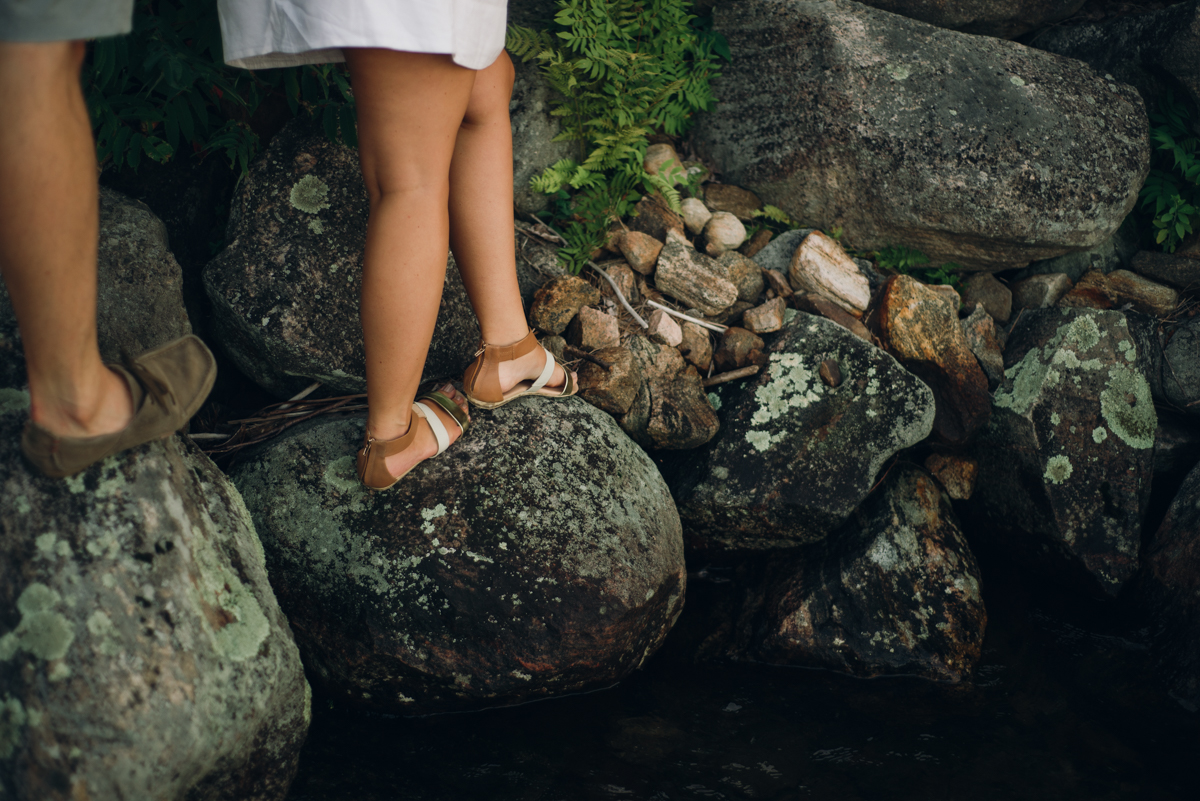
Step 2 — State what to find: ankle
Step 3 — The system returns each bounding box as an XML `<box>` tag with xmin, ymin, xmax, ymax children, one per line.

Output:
<box><xmin>368</xmin><ymin>414</ymin><xmax>412</xmax><ymax>443</ymax></box>
<box><xmin>28</xmin><ymin>365</ymin><xmax>130</xmax><ymax>436</ymax></box>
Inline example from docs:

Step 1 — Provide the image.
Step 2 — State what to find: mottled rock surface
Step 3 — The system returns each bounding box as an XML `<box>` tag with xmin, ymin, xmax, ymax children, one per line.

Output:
<box><xmin>531</xmin><ymin>276</ymin><xmax>602</xmax><ymax>336</ymax></box>
<box><xmin>1012</xmin><ymin>273</ymin><xmax>1074</xmax><ymax>310</ymax></box>
<box><xmin>729</xmin><ymin>466</ymin><xmax>986</xmax><ymax>681</ymax></box>
<box><xmin>693</xmin><ymin>0</ymin><xmax>1149</xmax><ymax>270</ymax></box>
<box><xmin>858</xmin><ymin>0</ymin><xmax>1085</xmax><ymax>38</ymax></box>
<box><xmin>578</xmin><ymin>345</ymin><xmax>639</xmax><ymax>416</ymax></box>
<box><xmin>620</xmin><ymin>338</ymin><xmax>720</xmax><ymax>451</ymax></box>
<box><xmin>716</xmin><ymin>251</ymin><xmax>765</xmax><ymax>303</ymax></box>
<box><xmin>969</xmin><ymin>308</ymin><xmax>1157</xmax><ymax>594</ymax></box>
<box><xmin>702</xmin><ymin>212</ymin><xmax>748</xmax><ymax>257</ymax></box>
<box><xmin>0</xmin><ymin>394</ymin><xmax>309</xmax><ymax>801</ymax></box>
<box><xmin>960</xmin><ymin>273</ymin><xmax>1011</xmax><ymax>323</ymax></box>
<box><xmin>1130</xmin><ymin>250</ymin><xmax>1200</xmax><ymax>290</ymax></box>
<box><xmin>713</xmin><ymin>327</ymin><xmax>767</xmax><ymax>372</ymax></box>
<box><xmin>961</xmin><ymin>303</ymin><xmax>1005</xmax><ymax>389</ymax></box>
<box><xmin>511</xmin><ymin>58</ymin><xmax>575</xmax><ymax>215</ymax></box>
<box><xmin>1163</xmin><ymin>316</ymin><xmax>1200</xmax><ymax>417</ymax></box>
<box><xmin>229</xmin><ymin>401</ymin><xmax>685</xmax><ymax>715</ymax></box>
<box><xmin>925</xmin><ymin>453</ymin><xmax>979</xmax><ymax>500</ymax></box>
<box><xmin>1105</xmin><ymin>269</ymin><xmax>1179</xmax><ymax>317</ymax></box>
<box><xmin>670</xmin><ymin>313</ymin><xmax>935</xmax><ymax>550</ymax></box>
<box><xmin>1</xmin><ymin>188</ymin><xmax>191</xmax><ymax>389</ymax></box>
<box><xmin>702</xmin><ymin>184</ymin><xmax>763</xmax><ymax>220</ymax></box>
<box><xmin>654</xmin><ymin>231</ymin><xmax>738</xmax><ymax>316</ymax></box>
<box><xmin>788</xmin><ymin>231</ymin><xmax>870</xmax><ymax>316</ymax></box>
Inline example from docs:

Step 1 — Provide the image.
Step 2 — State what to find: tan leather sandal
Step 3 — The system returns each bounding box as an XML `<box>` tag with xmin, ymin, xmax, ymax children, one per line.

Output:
<box><xmin>355</xmin><ymin>389</ymin><xmax>470</xmax><ymax>491</ymax></box>
<box><xmin>21</xmin><ymin>334</ymin><xmax>217</xmax><ymax>479</ymax></box>
<box><xmin>462</xmin><ymin>329</ymin><xmax>577</xmax><ymax>410</ymax></box>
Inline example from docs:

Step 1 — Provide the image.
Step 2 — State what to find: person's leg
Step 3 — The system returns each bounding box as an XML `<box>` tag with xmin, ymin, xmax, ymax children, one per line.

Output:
<box><xmin>0</xmin><ymin>41</ymin><xmax>132</xmax><ymax>438</ymax></box>
<box><xmin>344</xmin><ymin>48</ymin><xmax>473</xmax><ymax>479</ymax></box>
<box><xmin>448</xmin><ymin>51</ymin><xmax>572</xmax><ymax>394</ymax></box>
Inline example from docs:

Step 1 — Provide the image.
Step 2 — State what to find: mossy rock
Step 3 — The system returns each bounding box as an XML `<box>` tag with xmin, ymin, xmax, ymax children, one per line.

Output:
<box><xmin>668</xmin><ymin>312</ymin><xmax>935</xmax><ymax>550</ymax></box>
<box><xmin>967</xmin><ymin>307</ymin><xmax>1157</xmax><ymax>595</ymax></box>
<box><xmin>0</xmin><ymin>393</ymin><xmax>309</xmax><ymax>801</ymax></box>
<box><xmin>228</xmin><ymin>398</ymin><xmax>685</xmax><ymax>715</ymax></box>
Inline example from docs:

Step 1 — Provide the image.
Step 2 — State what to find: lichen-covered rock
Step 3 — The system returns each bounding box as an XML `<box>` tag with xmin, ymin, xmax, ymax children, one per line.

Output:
<box><xmin>858</xmin><ymin>0</ymin><xmax>1085</xmax><ymax>39</ymax></box>
<box><xmin>669</xmin><ymin>313</ymin><xmax>935</xmax><ymax>550</ymax></box>
<box><xmin>529</xmin><ymin>275</ymin><xmax>602</xmax><ymax>335</ymax></box>
<box><xmin>0</xmin><ymin>393</ymin><xmax>309</xmax><ymax>801</ymax></box>
<box><xmin>1163</xmin><ymin>315</ymin><xmax>1200</xmax><ymax>417</ymax></box>
<box><xmin>729</xmin><ymin>466</ymin><xmax>986</xmax><ymax>681</ymax></box>
<box><xmin>968</xmin><ymin>308</ymin><xmax>1157</xmax><ymax>594</ymax></box>
<box><xmin>693</xmin><ymin>0</ymin><xmax>1149</xmax><ymax>270</ymax></box>
<box><xmin>1</xmin><ymin>187</ymin><xmax>191</xmax><ymax>389</ymax></box>
<box><xmin>511</xmin><ymin>58</ymin><xmax>575</xmax><ymax>215</ymax></box>
<box><xmin>204</xmin><ymin>118</ymin><xmax>555</xmax><ymax>398</ymax></box>
<box><xmin>228</xmin><ymin>400</ymin><xmax>686</xmax><ymax>715</ymax></box>
<box><xmin>1141</xmin><ymin>460</ymin><xmax>1200</xmax><ymax>708</ymax></box>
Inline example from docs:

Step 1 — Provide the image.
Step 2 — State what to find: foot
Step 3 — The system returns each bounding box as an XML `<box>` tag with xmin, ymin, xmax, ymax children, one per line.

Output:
<box><xmin>29</xmin><ymin>365</ymin><xmax>134</xmax><ymax>439</ymax></box>
<box><xmin>496</xmin><ymin>345</ymin><xmax>576</xmax><ymax>398</ymax></box>
<box><xmin>383</xmin><ymin>384</ymin><xmax>470</xmax><ymax>480</ymax></box>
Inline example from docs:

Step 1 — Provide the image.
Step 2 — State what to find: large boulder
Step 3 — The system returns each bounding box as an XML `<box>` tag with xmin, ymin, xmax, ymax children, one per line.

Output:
<box><xmin>0</xmin><ymin>187</ymin><xmax>191</xmax><ymax>389</ymax></box>
<box><xmin>692</xmin><ymin>0</ymin><xmax>1150</xmax><ymax>271</ymax></box>
<box><xmin>228</xmin><ymin>399</ymin><xmax>686</xmax><ymax>715</ymax></box>
<box><xmin>510</xmin><ymin>57</ymin><xmax>574</xmax><ymax>215</ymax></box>
<box><xmin>1028</xmin><ymin>1</ymin><xmax>1200</xmax><ymax>120</ymax></box>
<box><xmin>0</xmin><ymin>392</ymin><xmax>309</xmax><ymax>801</ymax></box>
<box><xmin>729</xmin><ymin>466</ymin><xmax>986</xmax><ymax>682</ymax></box>
<box><xmin>858</xmin><ymin>0</ymin><xmax>1085</xmax><ymax>39</ymax></box>
<box><xmin>967</xmin><ymin>308</ymin><xmax>1157</xmax><ymax>594</ymax></box>
<box><xmin>669</xmin><ymin>312</ymin><xmax>935</xmax><ymax>550</ymax></box>
<box><xmin>1140</xmin><ymin>460</ymin><xmax>1200</xmax><ymax>708</ymax></box>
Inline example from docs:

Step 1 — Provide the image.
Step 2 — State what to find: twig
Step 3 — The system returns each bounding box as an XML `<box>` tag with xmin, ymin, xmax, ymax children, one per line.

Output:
<box><xmin>703</xmin><ymin>365</ymin><xmax>760</xmax><ymax>387</ymax></box>
<box><xmin>646</xmin><ymin>299</ymin><xmax>728</xmax><ymax>333</ymax></box>
<box><xmin>189</xmin><ymin>432</ymin><xmax>232</xmax><ymax>441</ymax></box>
<box><xmin>564</xmin><ymin>344</ymin><xmax>612</xmax><ymax>370</ymax></box>
<box><xmin>276</xmin><ymin>381</ymin><xmax>322</xmax><ymax>411</ymax></box>
<box><xmin>525</xmin><ymin>214</ymin><xmax>649</xmax><ymax>329</ymax></box>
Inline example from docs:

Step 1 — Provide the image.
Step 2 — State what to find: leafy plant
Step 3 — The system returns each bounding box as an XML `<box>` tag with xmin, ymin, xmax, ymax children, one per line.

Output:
<box><xmin>874</xmin><ymin>245</ymin><xmax>961</xmax><ymax>288</ymax></box>
<box><xmin>508</xmin><ymin>0</ymin><xmax>727</xmax><ymax>272</ymax></box>
<box><xmin>84</xmin><ymin>0</ymin><xmax>355</xmax><ymax>177</ymax></box>
<box><xmin>1139</xmin><ymin>91</ymin><xmax>1200</xmax><ymax>253</ymax></box>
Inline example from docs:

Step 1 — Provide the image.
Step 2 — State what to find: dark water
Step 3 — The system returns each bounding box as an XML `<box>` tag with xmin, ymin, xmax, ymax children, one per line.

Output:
<box><xmin>286</xmin><ymin>559</ymin><xmax>1198</xmax><ymax>801</ymax></box>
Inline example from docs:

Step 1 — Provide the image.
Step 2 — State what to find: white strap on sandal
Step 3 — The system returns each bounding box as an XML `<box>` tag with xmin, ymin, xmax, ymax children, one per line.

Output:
<box><xmin>413</xmin><ymin>402</ymin><xmax>450</xmax><ymax>456</ymax></box>
<box><xmin>528</xmin><ymin>347</ymin><xmax>557</xmax><ymax>394</ymax></box>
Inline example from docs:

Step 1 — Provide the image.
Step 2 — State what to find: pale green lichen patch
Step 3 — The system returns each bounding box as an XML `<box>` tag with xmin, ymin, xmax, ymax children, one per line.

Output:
<box><xmin>707</xmin><ymin>392</ymin><xmax>722</xmax><ymax>411</ymax></box>
<box><xmin>1099</xmin><ymin>364</ymin><xmax>1155</xmax><ymax>449</ymax></box>
<box><xmin>2</xmin><ymin>584</ymin><xmax>75</xmax><ymax>663</ymax></box>
<box><xmin>1044</xmin><ymin>455</ymin><xmax>1073</xmax><ymax>484</ymax></box>
<box><xmin>1092</xmin><ymin>427</ymin><xmax>1108</xmax><ymax>443</ymax></box>
<box><xmin>308</xmin><ymin>218</ymin><xmax>324</xmax><ymax>235</ymax></box>
<box><xmin>0</xmin><ymin>695</ymin><xmax>26</xmax><ymax>759</ymax></box>
<box><xmin>289</xmin><ymin>175</ymin><xmax>331</xmax><ymax>214</ymax></box>
<box><xmin>0</xmin><ymin>388</ymin><xmax>29</xmax><ymax>416</ymax></box>
<box><xmin>745</xmin><ymin>352</ymin><xmax>822</xmax><ymax>452</ymax></box>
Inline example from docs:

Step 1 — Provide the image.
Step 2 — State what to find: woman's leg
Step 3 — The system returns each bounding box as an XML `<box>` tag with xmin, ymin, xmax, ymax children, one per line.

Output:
<box><xmin>345</xmin><ymin>49</ymin><xmax>472</xmax><ymax>478</ymax></box>
<box><xmin>448</xmin><ymin>51</ymin><xmax>572</xmax><ymax>393</ymax></box>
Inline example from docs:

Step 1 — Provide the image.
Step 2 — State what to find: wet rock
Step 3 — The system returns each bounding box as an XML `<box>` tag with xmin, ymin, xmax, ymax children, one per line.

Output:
<box><xmin>644</xmin><ymin>144</ymin><xmax>685</xmax><ymax>184</ymax></box>
<box><xmin>742</xmin><ymin>298</ymin><xmax>787</xmax><ymax>335</ymax></box>
<box><xmin>858</xmin><ymin>0</ymin><xmax>1084</xmax><ymax>38</ymax></box>
<box><xmin>740</xmin><ymin>228</ymin><xmax>773</xmax><ymax>259</ymax></box>
<box><xmin>960</xmin><ymin>273</ymin><xmax>1011</xmax><ymax>324</ymax></box>
<box><xmin>229</xmin><ymin>401</ymin><xmax>685</xmax><ymax>715</ymax></box>
<box><xmin>511</xmin><ymin>58</ymin><xmax>575</xmax><ymax>215</ymax></box>
<box><xmin>1163</xmin><ymin>315</ymin><xmax>1200</xmax><ymax>417</ymax></box>
<box><xmin>969</xmin><ymin>308</ymin><xmax>1157</xmax><ymax>594</ymax></box>
<box><xmin>793</xmin><ymin>293</ymin><xmax>873</xmax><ymax>342</ymax></box>
<box><xmin>204</xmin><ymin>118</ymin><xmax>483</xmax><ymax>397</ymax></box>
<box><xmin>961</xmin><ymin>303</ymin><xmax>1005</xmax><ymax>389</ymax></box>
<box><xmin>1105</xmin><ymin>270</ymin><xmax>1179</xmax><ymax>318</ymax></box>
<box><xmin>703</xmin><ymin>212</ymin><xmax>748</xmax><ymax>257</ymax></box>
<box><xmin>1</xmin><ymin>187</ymin><xmax>191</xmax><ymax>389</ymax></box>
<box><xmin>713</xmin><ymin>327</ymin><xmax>767</xmax><ymax>372</ymax></box>
<box><xmin>567</xmin><ymin>306</ymin><xmax>620</xmax><ymax>350</ymax></box>
<box><xmin>679</xmin><ymin>322</ymin><xmax>714</xmax><ymax>372</ymax></box>
<box><xmin>702</xmin><ymin>184</ymin><xmax>763</xmax><ymax>221</ymax></box>
<box><xmin>628</xmin><ymin>195</ymin><xmax>685</xmax><ymax>244</ymax></box>
<box><xmin>1130</xmin><ymin>250</ymin><xmax>1200</xmax><ymax>290</ymax></box>
<box><xmin>1141</xmin><ymin>461</ymin><xmax>1200</xmax><ymax>708</ymax></box>
<box><xmin>1012</xmin><ymin>273</ymin><xmax>1073</xmax><ymax>311</ymax></box>
<box><xmin>647</xmin><ymin>308</ymin><xmax>683</xmax><ymax>348</ymax></box>
<box><xmin>715</xmin><ymin>252</ymin><xmax>764</xmax><ymax>305</ymax></box>
<box><xmin>1059</xmin><ymin>269</ymin><xmax>1117</xmax><ymax>310</ymax></box>
<box><xmin>0</xmin><ymin>396</ymin><xmax>309</xmax><ymax>801</ymax></box>
<box><xmin>620</xmin><ymin>338</ymin><xmax>720</xmax><ymax>450</ymax></box>
<box><xmin>576</xmin><ymin>345</ymin><xmax>639</xmax><ymax>416</ymax></box>
<box><xmin>925</xmin><ymin>453</ymin><xmax>980</xmax><ymax>500</ymax></box>
<box><xmin>618</xmin><ymin>230</ymin><xmax>665</xmax><ymax>276</ymax></box>
<box><xmin>730</xmin><ymin>466</ymin><xmax>985</xmax><ymax>681</ymax></box>
<box><xmin>694</xmin><ymin>0</ymin><xmax>1149</xmax><ymax>270</ymax></box>
<box><xmin>878</xmin><ymin>275</ymin><xmax>991</xmax><ymax>444</ymax></box>
<box><xmin>680</xmin><ymin>198</ymin><xmax>713</xmax><ymax>236</ymax></box>
<box><xmin>654</xmin><ymin>231</ymin><xmax>738</xmax><ymax>316</ymax></box>
<box><xmin>670</xmin><ymin>312</ymin><xmax>935</xmax><ymax>550</ymax></box>
<box><xmin>530</xmin><ymin>275</ymin><xmax>603</xmax><ymax>335</ymax></box>
<box><xmin>789</xmin><ymin>231</ymin><xmax>871</xmax><ymax>316</ymax></box>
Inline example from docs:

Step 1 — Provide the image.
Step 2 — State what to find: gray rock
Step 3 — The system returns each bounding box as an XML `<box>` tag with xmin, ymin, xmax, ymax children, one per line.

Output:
<box><xmin>749</xmin><ymin>228</ymin><xmax>816</xmax><ymax>275</ymax></box>
<box><xmin>510</xmin><ymin>58</ymin><xmax>575</xmax><ymax>215</ymax></box>
<box><xmin>960</xmin><ymin>273</ymin><xmax>1011</xmax><ymax>324</ymax></box>
<box><xmin>1130</xmin><ymin>250</ymin><xmax>1200</xmax><ymax>290</ymax></box>
<box><xmin>693</xmin><ymin>0</ymin><xmax>1149</xmax><ymax>271</ymax></box>
<box><xmin>0</xmin><ymin>394</ymin><xmax>309</xmax><ymax>801</ymax></box>
<box><xmin>961</xmin><ymin>303</ymin><xmax>1005</xmax><ymax>389</ymax></box>
<box><xmin>968</xmin><ymin>308</ymin><xmax>1157</xmax><ymax>594</ymax></box>
<box><xmin>729</xmin><ymin>466</ymin><xmax>986</xmax><ymax>682</ymax></box>
<box><xmin>1</xmin><ymin>188</ymin><xmax>191</xmax><ymax>389</ymax></box>
<box><xmin>716</xmin><ymin>251</ymin><xmax>765</xmax><ymax>303</ymax></box>
<box><xmin>670</xmin><ymin>312</ymin><xmax>935</xmax><ymax>550</ymax></box>
<box><xmin>1027</xmin><ymin>0</ymin><xmax>1200</xmax><ymax>121</ymax></box>
<box><xmin>1163</xmin><ymin>315</ymin><xmax>1200</xmax><ymax>417</ymax></box>
<box><xmin>858</xmin><ymin>0</ymin><xmax>1085</xmax><ymax>39</ymax></box>
<box><xmin>1015</xmin><ymin>217</ymin><xmax>1141</xmax><ymax>283</ymax></box>
<box><xmin>228</xmin><ymin>401</ymin><xmax>685</xmax><ymax>715</ymax></box>
<box><xmin>1012</xmin><ymin>273</ymin><xmax>1073</xmax><ymax>311</ymax></box>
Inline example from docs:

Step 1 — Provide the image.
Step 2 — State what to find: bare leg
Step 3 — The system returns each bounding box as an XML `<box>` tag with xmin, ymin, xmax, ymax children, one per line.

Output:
<box><xmin>0</xmin><ymin>41</ymin><xmax>132</xmax><ymax>437</ymax></box>
<box><xmin>345</xmin><ymin>49</ymin><xmax>472</xmax><ymax>479</ymax></box>
<box><xmin>448</xmin><ymin>51</ymin><xmax>573</xmax><ymax>393</ymax></box>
